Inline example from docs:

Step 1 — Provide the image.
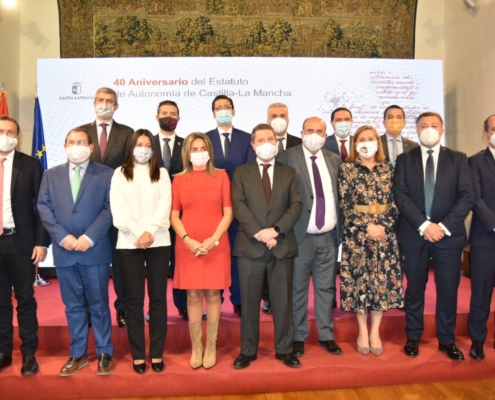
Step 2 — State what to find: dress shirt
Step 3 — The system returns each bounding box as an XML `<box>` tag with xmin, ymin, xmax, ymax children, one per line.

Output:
<box><xmin>489</xmin><ymin>145</ymin><xmax>495</xmax><ymax>160</ymax></box>
<box><xmin>110</xmin><ymin>164</ymin><xmax>172</xmax><ymax>249</ymax></box>
<box><xmin>276</xmin><ymin>133</ymin><xmax>288</xmax><ymax>150</ymax></box>
<box><xmin>96</xmin><ymin>119</ymin><xmax>113</xmax><ymax>143</ymax></box>
<box><xmin>385</xmin><ymin>132</ymin><xmax>404</xmax><ymax>165</ymax></box>
<box><xmin>217</xmin><ymin>127</ymin><xmax>233</xmax><ymax>157</ymax></box>
<box><xmin>158</xmin><ymin>132</ymin><xmax>175</xmax><ymax>158</ymax></box>
<box><xmin>1</xmin><ymin>150</ymin><xmax>15</xmax><ymax>228</ymax></box>
<box><xmin>256</xmin><ymin>157</ymin><xmax>274</xmax><ymax>189</ymax></box>
<box><xmin>417</xmin><ymin>143</ymin><xmax>451</xmax><ymax>236</ymax></box>
<box><xmin>336</xmin><ymin>135</ymin><xmax>351</xmax><ymax>158</ymax></box>
<box><xmin>302</xmin><ymin>146</ymin><xmax>337</xmax><ymax>233</ymax></box>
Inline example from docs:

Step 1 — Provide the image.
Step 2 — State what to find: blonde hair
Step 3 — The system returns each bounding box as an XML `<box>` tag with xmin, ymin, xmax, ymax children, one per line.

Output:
<box><xmin>178</xmin><ymin>132</ymin><xmax>216</xmax><ymax>177</ymax></box>
<box><xmin>346</xmin><ymin>125</ymin><xmax>385</xmax><ymax>162</ymax></box>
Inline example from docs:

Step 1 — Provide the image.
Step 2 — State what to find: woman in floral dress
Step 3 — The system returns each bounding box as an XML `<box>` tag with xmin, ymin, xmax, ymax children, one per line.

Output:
<box><xmin>338</xmin><ymin>125</ymin><xmax>404</xmax><ymax>356</ymax></box>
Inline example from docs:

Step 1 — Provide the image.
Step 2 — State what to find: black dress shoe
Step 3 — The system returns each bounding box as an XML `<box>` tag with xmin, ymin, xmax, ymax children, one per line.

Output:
<box><xmin>0</xmin><ymin>353</ymin><xmax>13</xmax><ymax>372</ymax></box>
<box><xmin>117</xmin><ymin>311</ymin><xmax>127</xmax><ymax>328</ymax></box>
<box><xmin>178</xmin><ymin>309</ymin><xmax>189</xmax><ymax>321</ymax></box>
<box><xmin>133</xmin><ymin>361</ymin><xmax>147</xmax><ymax>374</ymax></box>
<box><xmin>151</xmin><ymin>360</ymin><xmax>164</xmax><ymax>372</ymax></box>
<box><xmin>276</xmin><ymin>353</ymin><xmax>301</xmax><ymax>368</ymax></box>
<box><xmin>21</xmin><ymin>355</ymin><xmax>39</xmax><ymax>376</ymax></box>
<box><xmin>319</xmin><ymin>340</ymin><xmax>342</xmax><ymax>355</ymax></box>
<box><xmin>470</xmin><ymin>341</ymin><xmax>484</xmax><ymax>360</ymax></box>
<box><xmin>233</xmin><ymin>353</ymin><xmax>256</xmax><ymax>369</ymax></box>
<box><xmin>233</xmin><ymin>304</ymin><xmax>242</xmax><ymax>317</ymax></box>
<box><xmin>261</xmin><ymin>301</ymin><xmax>273</xmax><ymax>314</ymax></box>
<box><xmin>404</xmin><ymin>339</ymin><xmax>419</xmax><ymax>357</ymax></box>
<box><xmin>439</xmin><ymin>343</ymin><xmax>465</xmax><ymax>361</ymax></box>
<box><xmin>293</xmin><ymin>341</ymin><xmax>305</xmax><ymax>356</ymax></box>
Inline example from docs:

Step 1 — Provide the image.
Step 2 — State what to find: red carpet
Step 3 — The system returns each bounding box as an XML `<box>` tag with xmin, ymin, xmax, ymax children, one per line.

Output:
<box><xmin>2</xmin><ymin>273</ymin><xmax>495</xmax><ymax>399</ymax></box>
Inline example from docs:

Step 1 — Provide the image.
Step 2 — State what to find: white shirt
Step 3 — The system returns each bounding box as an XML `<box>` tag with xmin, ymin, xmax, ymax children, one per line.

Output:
<box><xmin>302</xmin><ymin>146</ymin><xmax>337</xmax><ymax>233</ymax></box>
<box><xmin>417</xmin><ymin>143</ymin><xmax>451</xmax><ymax>236</ymax></box>
<box><xmin>489</xmin><ymin>146</ymin><xmax>495</xmax><ymax>160</ymax></box>
<box><xmin>217</xmin><ymin>127</ymin><xmax>233</xmax><ymax>157</ymax></box>
<box><xmin>276</xmin><ymin>133</ymin><xmax>288</xmax><ymax>150</ymax></box>
<box><xmin>385</xmin><ymin>132</ymin><xmax>404</xmax><ymax>165</ymax></box>
<box><xmin>97</xmin><ymin>119</ymin><xmax>113</xmax><ymax>144</ymax></box>
<box><xmin>1</xmin><ymin>150</ymin><xmax>15</xmax><ymax>228</ymax></box>
<box><xmin>110</xmin><ymin>164</ymin><xmax>172</xmax><ymax>249</ymax></box>
<box><xmin>256</xmin><ymin>157</ymin><xmax>274</xmax><ymax>189</ymax></box>
<box><xmin>158</xmin><ymin>132</ymin><xmax>175</xmax><ymax>159</ymax></box>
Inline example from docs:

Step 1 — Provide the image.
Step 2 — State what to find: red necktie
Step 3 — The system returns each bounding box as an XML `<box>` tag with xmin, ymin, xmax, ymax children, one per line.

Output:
<box><xmin>0</xmin><ymin>158</ymin><xmax>6</xmax><ymax>235</ymax></box>
<box><xmin>100</xmin><ymin>123</ymin><xmax>108</xmax><ymax>160</ymax></box>
<box><xmin>339</xmin><ymin>139</ymin><xmax>348</xmax><ymax>161</ymax></box>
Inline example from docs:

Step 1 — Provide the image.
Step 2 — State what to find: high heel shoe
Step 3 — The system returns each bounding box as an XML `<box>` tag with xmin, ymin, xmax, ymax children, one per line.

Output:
<box><xmin>370</xmin><ymin>346</ymin><xmax>383</xmax><ymax>356</ymax></box>
<box><xmin>151</xmin><ymin>359</ymin><xmax>164</xmax><ymax>372</ymax></box>
<box><xmin>357</xmin><ymin>341</ymin><xmax>370</xmax><ymax>355</ymax></box>
<box><xmin>133</xmin><ymin>361</ymin><xmax>147</xmax><ymax>374</ymax></box>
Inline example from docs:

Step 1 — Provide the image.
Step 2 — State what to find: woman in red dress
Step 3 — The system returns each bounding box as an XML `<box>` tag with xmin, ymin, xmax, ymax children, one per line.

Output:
<box><xmin>171</xmin><ymin>132</ymin><xmax>233</xmax><ymax>370</ymax></box>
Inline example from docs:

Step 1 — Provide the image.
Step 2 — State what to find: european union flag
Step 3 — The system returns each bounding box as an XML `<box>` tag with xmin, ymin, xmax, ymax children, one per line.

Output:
<box><xmin>32</xmin><ymin>97</ymin><xmax>47</xmax><ymax>171</ymax></box>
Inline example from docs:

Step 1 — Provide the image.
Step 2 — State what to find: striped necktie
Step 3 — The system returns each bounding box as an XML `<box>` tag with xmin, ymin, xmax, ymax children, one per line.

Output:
<box><xmin>72</xmin><ymin>166</ymin><xmax>82</xmax><ymax>201</ymax></box>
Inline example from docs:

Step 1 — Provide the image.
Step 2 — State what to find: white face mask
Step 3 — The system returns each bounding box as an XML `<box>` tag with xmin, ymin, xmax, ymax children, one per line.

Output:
<box><xmin>190</xmin><ymin>151</ymin><xmax>210</xmax><ymax>168</ymax></box>
<box><xmin>334</xmin><ymin>122</ymin><xmax>352</xmax><ymax>138</ymax></box>
<box><xmin>133</xmin><ymin>147</ymin><xmax>152</xmax><ymax>164</ymax></box>
<box><xmin>66</xmin><ymin>145</ymin><xmax>91</xmax><ymax>164</ymax></box>
<box><xmin>419</xmin><ymin>127</ymin><xmax>440</xmax><ymax>147</ymax></box>
<box><xmin>270</xmin><ymin>118</ymin><xmax>288</xmax><ymax>134</ymax></box>
<box><xmin>95</xmin><ymin>103</ymin><xmax>114</xmax><ymax>120</ymax></box>
<box><xmin>255</xmin><ymin>142</ymin><xmax>278</xmax><ymax>161</ymax></box>
<box><xmin>302</xmin><ymin>133</ymin><xmax>325</xmax><ymax>152</ymax></box>
<box><xmin>489</xmin><ymin>133</ymin><xmax>495</xmax><ymax>147</ymax></box>
<box><xmin>0</xmin><ymin>135</ymin><xmax>18</xmax><ymax>152</ymax></box>
<box><xmin>356</xmin><ymin>141</ymin><xmax>378</xmax><ymax>159</ymax></box>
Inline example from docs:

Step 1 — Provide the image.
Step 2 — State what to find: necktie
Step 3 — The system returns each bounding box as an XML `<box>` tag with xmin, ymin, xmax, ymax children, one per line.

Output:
<box><xmin>310</xmin><ymin>156</ymin><xmax>326</xmax><ymax>229</ymax></box>
<box><xmin>424</xmin><ymin>150</ymin><xmax>435</xmax><ymax>217</ymax></box>
<box><xmin>262</xmin><ymin>164</ymin><xmax>271</xmax><ymax>205</ymax></box>
<box><xmin>162</xmin><ymin>138</ymin><xmax>171</xmax><ymax>171</ymax></box>
<box><xmin>72</xmin><ymin>166</ymin><xmax>82</xmax><ymax>202</ymax></box>
<box><xmin>222</xmin><ymin>132</ymin><xmax>230</xmax><ymax>159</ymax></box>
<box><xmin>392</xmin><ymin>138</ymin><xmax>399</xmax><ymax>163</ymax></box>
<box><xmin>100</xmin><ymin>123</ymin><xmax>108</xmax><ymax>160</ymax></box>
<box><xmin>278</xmin><ymin>138</ymin><xmax>284</xmax><ymax>153</ymax></box>
<box><xmin>0</xmin><ymin>158</ymin><xmax>6</xmax><ymax>234</ymax></box>
<box><xmin>339</xmin><ymin>139</ymin><xmax>348</xmax><ymax>162</ymax></box>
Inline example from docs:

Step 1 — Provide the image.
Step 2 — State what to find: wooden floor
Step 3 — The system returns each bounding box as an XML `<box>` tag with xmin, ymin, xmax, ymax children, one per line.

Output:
<box><xmin>91</xmin><ymin>380</ymin><xmax>495</xmax><ymax>400</ymax></box>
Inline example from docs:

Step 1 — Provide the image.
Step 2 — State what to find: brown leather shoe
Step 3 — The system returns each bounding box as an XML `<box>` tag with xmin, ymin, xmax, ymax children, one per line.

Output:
<box><xmin>59</xmin><ymin>356</ymin><xmax>89</xmax><ymax>376</ymax></box>
<box><xmin>97</xmin><ymin>353</ymin><xmax>113</xmax><ymax>375</ymax></box>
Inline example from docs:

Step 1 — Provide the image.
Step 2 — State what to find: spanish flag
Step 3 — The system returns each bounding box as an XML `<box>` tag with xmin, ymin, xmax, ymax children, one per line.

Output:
<box><xmin>0</xmin><ymin>90</ymin><xmax>9</xmax><ymax>115</ymax></box>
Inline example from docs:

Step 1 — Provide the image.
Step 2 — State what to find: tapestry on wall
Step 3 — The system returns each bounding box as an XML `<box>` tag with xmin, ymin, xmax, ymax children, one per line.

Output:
<box><xmin>58</xmin><ymin>0</ymin><xmax>417</xmax><ymax>59</ymax></box>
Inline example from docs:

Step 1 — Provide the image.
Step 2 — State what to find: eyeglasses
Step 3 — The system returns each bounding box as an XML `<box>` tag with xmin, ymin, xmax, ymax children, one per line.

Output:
<box><xmin>0</xmin><ymin>129</ymin><xmax>17</xmax><ymax>138</ymax></box>
<box><xmin>304</xmin><ymin>129</ymin><xmax>325</xmax><ymax>135</ymax></box>
<box><xmin>214</xmin><ymin>106</ymin><xmax>233</xmax><ymax>111</ymax></box>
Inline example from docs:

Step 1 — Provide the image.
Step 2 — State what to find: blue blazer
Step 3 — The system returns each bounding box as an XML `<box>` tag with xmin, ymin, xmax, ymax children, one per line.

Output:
<box><xmin>37</xmin><ymin>161</ymin><xmax>114</xmax><ymax>267</ymax></box>
<box><xmin>205</xmin><ymin>127</ymin><xmax>255</xmax><ymax>179</ymax></box>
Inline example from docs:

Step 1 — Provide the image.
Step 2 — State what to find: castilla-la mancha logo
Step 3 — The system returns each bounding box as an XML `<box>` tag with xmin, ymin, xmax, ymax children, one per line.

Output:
<box><xmin>72</xmin><ymin>82</ymin><xmax>81</xmax><ymax>95</ymax></box>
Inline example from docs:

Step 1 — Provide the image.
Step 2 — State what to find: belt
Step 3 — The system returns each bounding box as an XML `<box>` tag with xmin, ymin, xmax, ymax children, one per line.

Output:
<box><xmin>354</xmin><ymin>203</ymin><xmax>390</xmax><ymax>215</ymax></box>
<box><xmin>2</xmin><ymin>228</ymin><xmax>17</xmax><ymax>236</ymax></box>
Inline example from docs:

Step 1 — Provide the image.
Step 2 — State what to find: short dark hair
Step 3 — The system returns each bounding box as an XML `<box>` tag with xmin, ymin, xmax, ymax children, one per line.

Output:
<box><xmin>65</xmin><ymin>127</ymin><xmax>93</xmax><ymax>145</ymax></box>
<box><xmin>212</xmin><ymin>95</ymin><xmax>234</xmax><ymax>112</ymax></box>
<box><xmin>416</xmin><ymin>111</ymin><xmax>443</xmax><ymax>125</ymax></box>
<box><xmin>331</xmin><ymin>107</ymin><xmax>352</xmax><ymax>121</ymax></box>
<box><xmin>0</xmin><ymin>115</ymin><xmax>20</xmax><ymax>135</ymax></box>
<box><xmin>157</xmin><ymin>100</ymin><xmax>180</xmax><ymax>116</ymax></box>
<box><xmin>383</xmin><ymin>105</ymin><xmax>405</xmax><ymax>120</ymax></box>
<box><xmin>251</xmin><ymin>123</ymin><xmax>275</xmax><ymax>142</ymax></box>
<box><xmin>484</xmin><ymin>114</ymin><xmax>495</xmax><ymax>132</ymax></box>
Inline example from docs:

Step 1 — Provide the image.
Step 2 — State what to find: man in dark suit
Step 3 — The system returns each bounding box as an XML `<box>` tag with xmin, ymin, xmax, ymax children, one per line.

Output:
<box><xmin>467</xmin><ymin>114</ymin><xmax>495</xmax><ymax>360</ymax></box>
<box><xmin>232</xmin><ymin>124</ymin><xmax>302</xmax><ymax>369</ymax></box>
<box><xmin>380</xmin><ymin>105</ymin><xmax>419</xmax><ymax>166</ymax></box>
<box><xmin>152</xmin><ymin>100</ymin><xmax>187</xmax><ymax>319</ymax></box>
<box><xmin>79</xmin><ymin>87</ymin><xmax>133</xmax><ymax>327</ymax></box>
<box><xmin>205</xmin><ymin>95</ymin><xmax>255</xmax><ymax>316</ymax></box>
<box><xmin>38</xmin><ymin>127</ymin><xmax>115</xmax><ymax>376</ymax></box>
<box><xmin>323</xmin><ymin>107</ymin><xmax>353</xmax><ymax>161</ymax></box>
<box><xmin>278</xmin><ymin>117</ymin><xmax>342</xmax><ymax>357</ymax></box>
<box><xmin>0</xmin><ymin>116</ymin><xmax>49</xmax><ymax>376</ymax></box>
<box><xmin>393</xmin><ymin>111</ymin><xmax>474</xmax><ymax>361</ymax></box>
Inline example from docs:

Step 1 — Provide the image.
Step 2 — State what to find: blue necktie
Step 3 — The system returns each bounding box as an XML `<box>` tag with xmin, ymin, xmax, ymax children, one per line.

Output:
<box><xmin>424</xmin><ymin>150</ymin><xmax>435</xmax><ymax>217</ymax></box>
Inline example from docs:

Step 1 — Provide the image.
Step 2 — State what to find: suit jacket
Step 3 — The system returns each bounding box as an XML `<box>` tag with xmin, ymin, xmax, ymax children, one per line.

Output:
<box><xmin>469</xmin><ymin>148</ymin><xmax>495</xmax><ymax>248</ymax></box>
<box><xmin>153</xmin><ymin>133</ymin><xmax>184</xmax><ymax>178</ymax></box>
<box><xmin>286</xmin><ymin>133</ymin><xmax>302</xmax><ymax>149</ymax></box>
<box><xmin>323</xmin><ymin>134</ymin><xmax>353</xmax><ymax>157</ymax></box>
<box><xmin>278</xmin><ymin>145</ymin><xmax>342</xmax><ymax>244</ymax></box>
<box><xmin>205</xmin><ymin>127</ymin><xmax>256</xmax><ymax>179</ymax></box>
<box><xmin>392</xmin><ymin>146</ymin><xmax>475</xmax><ymax>248</ymax></box>
<box><xmin>380</xmin><ymin>134</ymin><xmax>419</xmax><ymax>163</ymax></box>
<box><xmin>9</xmin><ymin>151</ymin><xmax>49</xmax><ymax>253</ymax></box>
<box><xmin>37</xmin><ymin>161</ymin><xmax>114</xmax><ymax>267</ymax></box>
<box><xmin>231</xmin><ymin>160</ymin><xmax>302</xmax><ymax>259</ymax></box>
<box><xmin>80</xmin><ymin>120</ymin><xmax>134</xmax><ymax>170</ymax></box>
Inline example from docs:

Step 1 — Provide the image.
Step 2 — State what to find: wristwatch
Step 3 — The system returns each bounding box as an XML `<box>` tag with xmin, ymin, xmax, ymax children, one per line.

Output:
<box><xmin>274</xmin><ymin>225</ymin><xmax>282</xmax><ymax>234</ymax></box>
<box><xmin>212</xmin><ymin>237</ymin><xmax>220</xmax><ymax>246</ymax></box>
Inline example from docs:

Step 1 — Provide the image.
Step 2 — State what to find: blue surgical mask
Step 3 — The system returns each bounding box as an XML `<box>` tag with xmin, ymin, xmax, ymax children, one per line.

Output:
<box><xmin>334</xmin><ymin>122</ymin><xmax>352</xmax><ymax>138</ymax></box>
<box><xmin>216</xmin><ymin>109</ymin><xmax>233</xmax><ymax>126</ymax></box>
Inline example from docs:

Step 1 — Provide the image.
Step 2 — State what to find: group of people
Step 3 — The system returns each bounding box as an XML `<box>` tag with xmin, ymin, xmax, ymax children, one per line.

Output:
<box><xmin>1</xmin><ymin>86</ymin><xmax>494</xmax><ymax>378</ymax></box>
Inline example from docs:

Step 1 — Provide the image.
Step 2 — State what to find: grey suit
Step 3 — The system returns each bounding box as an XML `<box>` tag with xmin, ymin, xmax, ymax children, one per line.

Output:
<box><xmin>232</xmin><ymin>159</ymin><xmax>302</xmax><ymax>355</ymax></box>
<box><xmin>380</xmin><ymin>134</ymin><xmax>419</xmax><ymax>166</ymax></box>
<box><xmin>278</xmin><ymin>145</ymin><xmax>342</xmax><ymax>342</ymax></box>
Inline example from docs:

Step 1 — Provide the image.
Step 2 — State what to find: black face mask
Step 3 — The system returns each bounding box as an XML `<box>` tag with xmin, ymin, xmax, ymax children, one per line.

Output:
<box><xmin>158</xmin><ymin>117</ymin><xmax>178</xmax><ymax>132</ymax></box>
